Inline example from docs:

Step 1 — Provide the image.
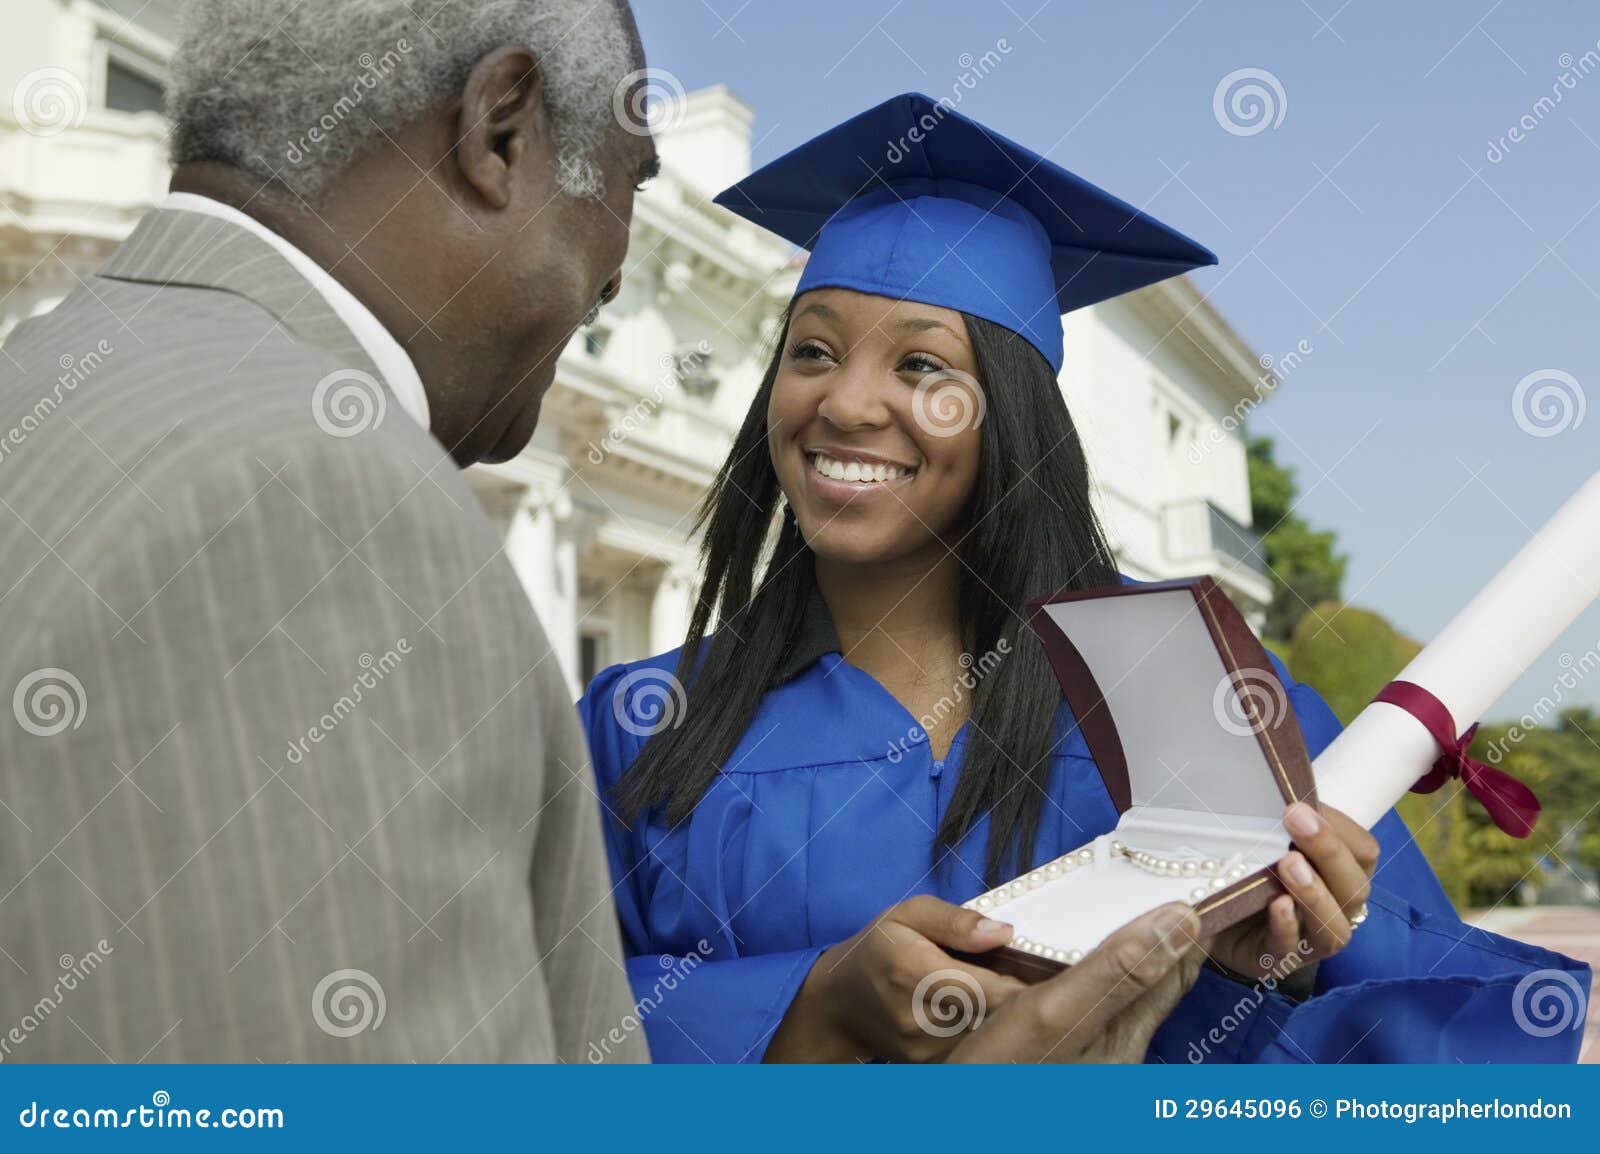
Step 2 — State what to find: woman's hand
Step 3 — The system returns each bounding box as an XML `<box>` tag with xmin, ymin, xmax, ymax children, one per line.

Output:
<box><xmin>1205</xmin><ymin>801</ymin><xmax>1380</xmax><ymax>983</ymax></box>
<box><xmin>765</xmin><ymin>895</ymin><xmax>1026</xmax><ymax>1062</ymax></box>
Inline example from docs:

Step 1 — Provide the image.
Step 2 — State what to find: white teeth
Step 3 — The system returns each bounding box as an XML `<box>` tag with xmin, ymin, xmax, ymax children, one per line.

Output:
<box><xmin>811</xmin><ymin>453</ymin><xmax>909</xmax><ymax>484</ymax></box>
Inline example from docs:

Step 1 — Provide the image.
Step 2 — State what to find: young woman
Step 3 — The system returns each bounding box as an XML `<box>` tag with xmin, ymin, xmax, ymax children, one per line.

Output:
<box><xmin>580</xmin><ymin>95</ymin><xmax>1588</xmax><ymax>1064</ymax></box>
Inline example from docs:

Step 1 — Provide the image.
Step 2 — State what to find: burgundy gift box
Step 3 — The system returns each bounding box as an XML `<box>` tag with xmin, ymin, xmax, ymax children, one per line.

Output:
<box><xmin>965</xmin><ymin>576</ymin><xmax>1313</xmax><ymax>980</ymax></box>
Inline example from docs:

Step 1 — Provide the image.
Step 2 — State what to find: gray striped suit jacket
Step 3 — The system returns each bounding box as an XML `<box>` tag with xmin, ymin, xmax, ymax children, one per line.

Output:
<box><xmin>0</xmin><ymin>208</ymin><xmax>648</xmax><ymax>1063</ymax></box>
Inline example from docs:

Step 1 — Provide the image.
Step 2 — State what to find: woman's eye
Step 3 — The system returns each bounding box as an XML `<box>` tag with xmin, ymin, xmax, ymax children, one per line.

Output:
<box><xmin>789</xmin><ymin>341</ymin><xmax>833</xmax><ymax>363</ymax></box>
<box><xmin>901</xmin><ymin>354</ymin><xmax>946</xmax><ymax>375</ymax></box>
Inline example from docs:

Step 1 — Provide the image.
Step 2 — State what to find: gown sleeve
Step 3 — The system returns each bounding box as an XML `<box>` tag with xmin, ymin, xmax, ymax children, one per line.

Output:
<box><xmin>1150</xmin><ymin>652</ymin><xmax>1593</xmax><ymax>1064</ymax></box>
<box><xmin>578</xmin><ymin>661</ymin><xmax>827</xmax><ymax>1064</ymax></box>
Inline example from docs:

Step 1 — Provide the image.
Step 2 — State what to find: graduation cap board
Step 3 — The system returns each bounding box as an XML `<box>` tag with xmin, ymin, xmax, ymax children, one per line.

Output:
<box><xmin>966</xmin><ymin>468</ymin><xmax>1600</xmax><ymax>979</ymax></box>
<box><xmin>713</xmin><ymin>92</ymin><xmax>1217</xmax><ymax>373</ymax></box>
<box><xmin>962</xmin><ymin>577</ymin><xmax>1311</xmax><ymax>979</ymax></box>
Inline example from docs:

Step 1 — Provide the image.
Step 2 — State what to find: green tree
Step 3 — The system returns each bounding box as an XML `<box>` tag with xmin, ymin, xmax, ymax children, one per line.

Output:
<box><xmin>1285</xmin><ymin>602</ymin><xmax>1419</xmax><ymax>726</ymax></box>
<box><xmin>1247</xmin><ymin>436</ymin><xmax>1348</xmax><ymax>642</ymax></box>
<box><xmin>1461</xmin><ymin>707</ymin><xmax>1600</xmax><ymax>906</ymax></box>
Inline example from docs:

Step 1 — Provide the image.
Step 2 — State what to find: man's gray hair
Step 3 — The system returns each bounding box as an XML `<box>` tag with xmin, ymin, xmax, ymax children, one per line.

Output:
<box><xmin>168</xmin><ymin>0</ymin><xmax>637</xmax><ymax>199</ymax></box>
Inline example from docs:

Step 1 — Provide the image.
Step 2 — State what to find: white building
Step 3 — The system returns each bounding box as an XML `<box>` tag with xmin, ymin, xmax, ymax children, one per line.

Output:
<box><xmin>1</xmin><ymin>0</ymin><xmax>1272</xmax><ymax>696</ymax></box>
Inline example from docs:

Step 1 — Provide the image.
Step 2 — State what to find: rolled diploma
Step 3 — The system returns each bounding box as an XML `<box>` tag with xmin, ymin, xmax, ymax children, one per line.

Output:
<box><xmin>1312</xmin><ymin>470</ymin><xmax>1600</xmax><ymax>828</ymax></box>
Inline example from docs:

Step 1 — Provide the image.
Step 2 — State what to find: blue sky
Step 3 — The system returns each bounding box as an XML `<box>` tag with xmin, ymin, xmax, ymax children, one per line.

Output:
<box><xmin>632</xmin><ymin>0</ymin><xmax>1600</xmax><ymax>721</ymax></box>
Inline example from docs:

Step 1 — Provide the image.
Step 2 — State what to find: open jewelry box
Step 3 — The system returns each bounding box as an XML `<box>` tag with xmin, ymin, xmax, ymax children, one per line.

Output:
<box><xmin>965</xmin><ymin>576</ymin><xmax>1315</xmax><ymax>979</ymax></box>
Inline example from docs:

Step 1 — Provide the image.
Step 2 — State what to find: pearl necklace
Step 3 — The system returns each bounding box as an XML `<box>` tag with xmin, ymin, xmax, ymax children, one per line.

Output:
<box><xmin>960</xmin><ymin>838</ymin><xmax>1254</xmax><ymax>967</ymax></box>
<box><xmin>1111</xmin><ymin>840</ymin><xmax>1248</xmax><ymax>901</ymax></box>
<box><xmin>966</xmin><ymin>847</ymin><xmax>1095</xmax><ymax>964</ymax></box>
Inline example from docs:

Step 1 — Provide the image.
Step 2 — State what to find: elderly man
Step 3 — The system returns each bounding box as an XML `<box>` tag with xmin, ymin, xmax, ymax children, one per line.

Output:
<box><xmin>0</xmin><ymin>0</ymin><xmax>1205</xmax><ymax>1063</ymax></box>
<box><xmin>0</xmin><ymin>0</ymin><xmax>656</xmax><ymax>1063</ymax></box>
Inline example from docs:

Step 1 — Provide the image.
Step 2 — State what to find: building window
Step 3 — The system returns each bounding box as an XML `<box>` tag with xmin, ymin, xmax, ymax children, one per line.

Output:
<box><xmin>579</xmin><ymin>633</ymin><xmax>609</xmax><ymax>689</ymax></box>
<box><xmin>672</xmin><ymin>345</ymin><xmax>716</xmax><ymax>399</ymax></box>
<box><xmin>105</xmin><ymin>55</ymin><xmax>165</xmax><ymax>115</ymax></box>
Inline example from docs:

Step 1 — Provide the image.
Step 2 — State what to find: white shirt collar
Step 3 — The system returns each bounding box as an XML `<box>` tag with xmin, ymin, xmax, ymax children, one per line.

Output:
<box><xmin>160</xmin><ymin>192</ymin><xmax>432</xmax><ymax>434</ymax></box>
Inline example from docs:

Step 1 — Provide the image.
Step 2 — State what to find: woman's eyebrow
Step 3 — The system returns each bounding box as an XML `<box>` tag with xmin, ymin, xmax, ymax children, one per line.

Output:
<box><xmin>794</xmin><ymin>302</ymin><xmax>840</xmax><ymax>324</ymax></box>
<box><xmin>893</xmin><ymin>316</ymin><xmax>962</xmax><ymax>338</ymax></box>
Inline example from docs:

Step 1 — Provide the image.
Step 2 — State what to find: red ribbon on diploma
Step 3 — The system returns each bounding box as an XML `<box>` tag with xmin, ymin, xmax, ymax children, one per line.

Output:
<box><xmin>1373</xmin><ymin>680</ymin><xmax>1541</xmax><ymax>838</ymax></box>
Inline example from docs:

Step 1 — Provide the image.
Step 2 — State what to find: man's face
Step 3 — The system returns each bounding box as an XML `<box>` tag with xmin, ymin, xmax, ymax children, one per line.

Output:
<box><xmin>475</xmin><ymin>122</ymin><xmax>659</xmax><ymax>463</ymax></box>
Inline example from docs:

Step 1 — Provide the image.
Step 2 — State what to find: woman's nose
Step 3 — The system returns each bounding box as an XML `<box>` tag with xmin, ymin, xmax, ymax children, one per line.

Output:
<box><xmin>816</xmin><ymin>366</ymin><xmax>892</xmax><ymax>431</ymax></box>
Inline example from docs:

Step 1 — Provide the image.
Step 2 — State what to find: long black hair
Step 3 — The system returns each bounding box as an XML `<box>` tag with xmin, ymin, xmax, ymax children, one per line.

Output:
<box><xmin>614</xmin><ymin>308</ymin><xmax>1119</xmax><ymax>884</ymax></box>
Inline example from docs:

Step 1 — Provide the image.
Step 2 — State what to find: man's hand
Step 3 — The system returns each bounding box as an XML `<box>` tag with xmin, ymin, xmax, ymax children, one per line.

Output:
<box><xmin>767</xmin><ymin>895</ymin><xmax>1026</xmax><ymax>1062</ymax></box>
<box><xmin>948</xmin><ymin>903</ymin><xmax>1204</xmax><ymax>1063</ymax></box>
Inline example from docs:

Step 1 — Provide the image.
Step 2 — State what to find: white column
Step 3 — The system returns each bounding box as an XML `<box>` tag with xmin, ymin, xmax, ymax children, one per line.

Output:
<box><xmin>649</xmin><ymin>562</ymin><xmax>697</xmax><ymax>658</ymax></box>
<box><xmin>503</xmin><ymin>487</ymin><xmax>582</xmax><ymax>696</ymax></box>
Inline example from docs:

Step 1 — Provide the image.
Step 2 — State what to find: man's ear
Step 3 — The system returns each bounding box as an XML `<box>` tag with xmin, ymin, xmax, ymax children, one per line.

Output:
<box><xmin>455</xmin><ymin>46</ymin><xmax>546</xmax><ymax>210</ymax></box>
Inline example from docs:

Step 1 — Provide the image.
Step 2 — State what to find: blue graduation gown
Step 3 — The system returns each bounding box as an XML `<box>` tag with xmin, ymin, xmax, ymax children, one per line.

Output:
<box><xmin>581</xmin><ymin>638</ymin><xmax>1591</xmax><ymax>1064</ymax></box>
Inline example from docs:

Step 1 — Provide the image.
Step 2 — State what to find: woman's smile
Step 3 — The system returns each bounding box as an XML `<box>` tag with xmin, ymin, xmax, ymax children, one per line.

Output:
<box><xmin>804</xmin><ymin>447</ymin><xmax>918</xmax><ymax>507</ymax></box>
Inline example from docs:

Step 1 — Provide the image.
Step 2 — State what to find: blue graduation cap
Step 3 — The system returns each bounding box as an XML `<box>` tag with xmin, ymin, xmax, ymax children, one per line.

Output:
<box><xmin>713</xmin><ymin>93</ymin><xmax>1217</xmax><ymax>373</ymax></box>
